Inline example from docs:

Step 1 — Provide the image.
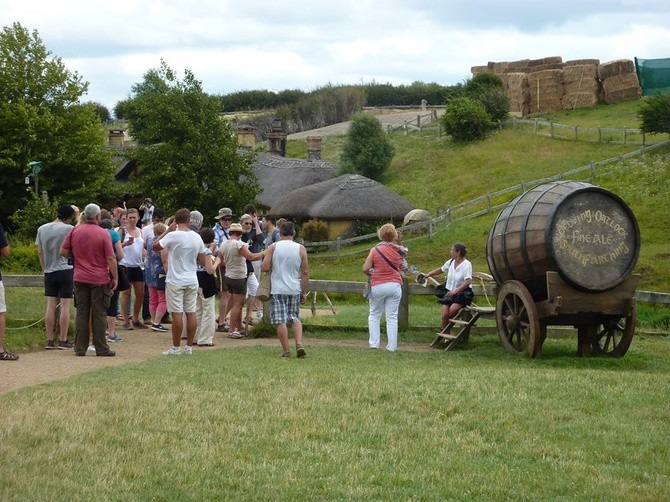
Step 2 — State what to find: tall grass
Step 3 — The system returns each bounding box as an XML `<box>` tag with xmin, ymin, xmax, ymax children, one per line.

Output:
<box><xmin>1</xmin><ymin>340</ymin><xmax>669</xmax><ymax>500</ymax></box>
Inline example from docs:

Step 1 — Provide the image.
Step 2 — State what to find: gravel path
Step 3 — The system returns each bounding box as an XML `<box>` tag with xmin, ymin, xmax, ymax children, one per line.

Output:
<box><xmin>0</xmin><ymin>321</ymin><xmax>433</xmax><ymax>395</ymax></box>
<box><xmin>287</xmin><ymin>109</ymin><xmax>443</xmax><ymax>139</ymax></box>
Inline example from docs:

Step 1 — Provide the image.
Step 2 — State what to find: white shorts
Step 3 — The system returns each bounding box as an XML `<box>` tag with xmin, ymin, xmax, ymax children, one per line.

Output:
<box><xmin>246</xmin><ymin>273</ymin><xmax>259</xmax><ymax>297</ymax></box>
<box><xmin>166</xmin><ymin>283</ymin><xmax>198</xmax><ymax>313</ymax></box>
<box><xmin>0</xmin><ymin>281</ymin><xmax>5</xmax><ymax>313</ymax></box>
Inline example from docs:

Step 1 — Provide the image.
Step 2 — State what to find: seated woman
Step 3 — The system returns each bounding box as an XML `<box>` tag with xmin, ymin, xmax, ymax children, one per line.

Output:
<box><xmin>424</xmin><ymin>243</ymin><xmax>473</xmax><ymax>331</ymax></box>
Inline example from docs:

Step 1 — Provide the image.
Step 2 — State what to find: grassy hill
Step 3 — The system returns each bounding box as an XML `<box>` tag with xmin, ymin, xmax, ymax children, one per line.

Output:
<box><xmin>288</xmin><ymin>100</ymin><xmax>670</xmax><ymax>294</ymax></box>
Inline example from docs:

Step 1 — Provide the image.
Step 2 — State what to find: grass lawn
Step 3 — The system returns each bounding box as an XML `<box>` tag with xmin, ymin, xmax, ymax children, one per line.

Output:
<box><xmin>1</xmin><ymin>335</ymin><xmax>669</xmax><ymax>500</ymax></box>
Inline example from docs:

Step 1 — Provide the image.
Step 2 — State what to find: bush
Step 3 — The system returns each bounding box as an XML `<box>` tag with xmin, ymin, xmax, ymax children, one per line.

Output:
<box><xmin>2</xmin><ymin>237</ymin><xmax>41</xmax><ymax>273</ymax></box>
<box><xmin>340</xmin><ymin>113</ymin><xmax>395</xmax><ymax>180</ymax></box>
<box><xmin>301</xmin><ymin>219</ymin><xmax>329</xmax><ymax>242</ymax></box>
<box><xmin>478</xmin><ymin>87</ymin><xmax>510</xmax><ymax>122</ymax></box>
<box><xmin>442</xmin><ymin>97</ymin><xmax>494</xmax><ymax>142</ymax></box>
<box><xmin>639</xmin><ymin>92</ymin><xmax>670</xmax><ymax>135</ymax></box>
<box><xmin>10</xmin><ymin>192</ymin><xmax>58</xmax><ymax>240</ymax></box>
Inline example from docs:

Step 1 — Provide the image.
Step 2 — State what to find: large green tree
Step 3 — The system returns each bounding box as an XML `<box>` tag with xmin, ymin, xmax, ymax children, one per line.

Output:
<box><xmin>339</xmin><ymin>113</ymin><xmax>394</xmax><ymax>181</ymax></box>
<box><xmin>124</xmin><ymin>61</ymin><xmax>259</xmax><ymax>217</ymax></box>
<box><xmin>0</xmin><ymin>22</ymin><xmax>114</xmax><ymax>228</ymax></box>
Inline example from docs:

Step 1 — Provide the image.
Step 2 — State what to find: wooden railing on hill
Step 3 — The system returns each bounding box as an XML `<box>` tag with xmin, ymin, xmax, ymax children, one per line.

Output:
<box><xmin>5</xmin><ymin>275</ymin><xmax>669</xmax><ymax>333</ymax></box>
<box><xmin>302</xmin><ymin>140</ymin><xmax>670</xmax><ymax>257</ymax></box>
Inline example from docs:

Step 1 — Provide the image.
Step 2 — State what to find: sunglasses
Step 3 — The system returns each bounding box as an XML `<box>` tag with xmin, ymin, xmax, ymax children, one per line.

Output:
<box><xmin>242</xmin><ymin>222</ymin><xmax>252</xmax><ymax>226</ymax></box>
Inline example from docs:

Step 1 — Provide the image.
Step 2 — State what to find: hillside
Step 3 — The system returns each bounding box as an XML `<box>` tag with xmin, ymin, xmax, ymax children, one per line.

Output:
<box><xmin>288</xmin><ymin>100</ymin><xmax>670</xmax><ymax>293</ymax></box>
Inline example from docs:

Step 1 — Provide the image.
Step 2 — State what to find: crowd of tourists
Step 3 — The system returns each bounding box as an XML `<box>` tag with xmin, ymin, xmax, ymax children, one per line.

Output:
<box><xmin>0</xmin><ymin>199</ymin><xmax>310</xmax><ymax>360</ymax></box>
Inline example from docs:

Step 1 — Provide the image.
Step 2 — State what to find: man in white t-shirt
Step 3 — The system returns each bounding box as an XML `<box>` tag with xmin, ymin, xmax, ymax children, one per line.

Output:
<box><xmin>153</xmin><ymin>208</ymin><xmax>219</xmax><ymax>355</ymax></box>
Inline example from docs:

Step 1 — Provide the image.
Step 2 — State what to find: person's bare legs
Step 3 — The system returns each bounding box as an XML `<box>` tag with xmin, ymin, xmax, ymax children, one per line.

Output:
<box><xmin>58</xmin><ymin>298</ymin><xmax>71</xmax><ymax>342</ymax></box>
<box><xmin>292</xmin><ymin>320</ymin><xmax>303</xmax><ymax>348</ymax></box>
<box><xmin>218</xmin><ymin>291</ymin><xmax>231</xmax><ymax>328</ymax></box>
<box><xmin>121</xmin><ymin>289</ymin><xmax>132</xmax><ymax>325</ymax></box>
<box><xmin>45</xmin><ymin>296</ymin><xmax>59</xmax><ymax>342</ymax></box>
<box><xmin>171</xmin><ymin>311</ymin><xmax>183</xmax><ymax>347</ymax></box>
<box><xmin>277</xmin><ymin>323</ymin><xmax>290</xmax><ymax>354</ymax></box>
<box><xmin>185</xmin><ymin>312</ymin><xmax>197</xmax><ymax>346</ymax></box>
<box><xmin>131</xmin><ymin>281</ymin><xmax>144</xmax><ymax>324</ymax></box>
<box><xmin>229</xmin><ymin>293</ymin><xmax>245</xmax><ymax>333</ymax></box>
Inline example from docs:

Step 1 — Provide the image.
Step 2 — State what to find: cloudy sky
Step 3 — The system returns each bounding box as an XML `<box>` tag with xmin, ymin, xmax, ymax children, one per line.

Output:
<box><xmin>2</xmin><ymin>0</ymin><xmax>669</xmax><ymax>110</ymax></box>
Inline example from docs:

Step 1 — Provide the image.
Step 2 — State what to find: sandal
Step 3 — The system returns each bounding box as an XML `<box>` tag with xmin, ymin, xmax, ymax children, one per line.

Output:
<box><xmin>216</xmin><ymin>323</ymin><xmax>229</xmax><ymax>332</ymax></box>
<box><xmin>0</xmin><ymin>351</ymin><xmax>19</xmax><ymax>361</ymax></box>
<box><xmin>280</xmin><ymin>351</ymin><xmax>291</xmax><ymax>358</ymax></box>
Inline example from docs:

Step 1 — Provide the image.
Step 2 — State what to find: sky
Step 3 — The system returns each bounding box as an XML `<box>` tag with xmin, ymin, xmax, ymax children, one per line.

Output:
<box><xmin>2</xmin><ymin>0</ymin><xmax>669</xmax><ymax>110</ymax></box>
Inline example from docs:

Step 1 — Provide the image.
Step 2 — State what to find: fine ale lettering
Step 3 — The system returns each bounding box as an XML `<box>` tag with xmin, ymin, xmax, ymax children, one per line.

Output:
<box><xmin>554</xmin><ymin>208</ymin><xmax>631</xmax><ymax>267</ymax></box>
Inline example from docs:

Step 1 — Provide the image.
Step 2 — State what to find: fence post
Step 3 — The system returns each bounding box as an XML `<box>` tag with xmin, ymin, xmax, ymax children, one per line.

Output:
<box><xmin>550</xmin><ymin>122</ymin><xmax>554</xmax><ymax>138</ymax></box>
<box><xmin>487</xmin><ymin>194</ymin><xmax>491</xmax><ymax>213</ymax></box>
<box><xmin>399</xmin><ymin>277</ymin><xmax>409</xmax><ymax>331</ymax></box>
<box><xmin>429</xmin><ymin>219</ymin><xmax>434</xmax><ymax>239</ymax></box>
<box><xmin>590</xmin><ymin>161</ymin><xmax>595</xmax><ymax>179</ymax></box>
<box><xmin>417</xmin><ymin>115</ymin><xmax>421</xmax><ymax>128</ymax></box>
<box><xmin>623</xmin><ymin>129</ymin><xmax>627</xmax><ymax>144</ymax></box>
<box><xmin>574</xmin><ymin>126</ymin><xmax>578</xmax><ymax>141</ymax></box>
<box><xmin>598</xmin><ymin>127</ymin><xmax>602</xmax><ymax>142</ymax></box>
<box><xmin>336</xmin><ymin>237</ymin><xmax>341</xmax><ymax>259</ymax></box>
<box><xmin>534</xmin><ymin>118</ymin><xmax>538</xmax><ymax>135</ymax></box>
<box><xmin>642</xmin><ymin>132</ymin><xmax>646</xmax><ymax>147</ymax></box>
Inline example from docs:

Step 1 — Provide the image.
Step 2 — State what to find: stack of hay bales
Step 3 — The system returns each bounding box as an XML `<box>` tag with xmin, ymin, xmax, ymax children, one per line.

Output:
<box><xmin>598</xmin><ymin>59</ymin><xmax>642</xmax><ymax>104</ymax></box>
<box><xmin>562</xmin><ymin>59</ymin><xmax>600</xmax><ymax>109</ymax></box>
<box><xmin>499</xmin><ymin>72</ymin><xmax>530</xmax><ymax>116</ymax></box>
<box><xmin>528</xmin><ymin>69</ymin><xmax>564</xmax><ymax>114</ymax></box>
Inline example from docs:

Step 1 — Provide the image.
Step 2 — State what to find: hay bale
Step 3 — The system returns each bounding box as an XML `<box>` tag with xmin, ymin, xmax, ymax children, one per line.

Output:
<box><xmin>565</xmin><ymin>59</ymin><xmax>600</xmax><ymax>67</ymax></box>
<box><xmin>562</xmin><ymin>92</ymin><xmax>600</xmax><ymax>110</ymax></box>
<box><xmin>528</xmin><ymin>69</ymin><xmax>564</xmax><ymax>113</ymax></box>
<box><xmin>500</xmin><ymin>72</ymin><xmax>530</xmax><ymax>114</ymax></box>
<box><xmin>528</xmin><ymin>56</ymin><xmax>563</xmax><ymax>67</ymax></box>
<box><xmin>528</xmin><ymin>62</ymin><xmax>565</xmax><ymax>73</ymax></box>
<box><xmin>492</xmin><ymin>61</ymin><xmax>510</xmax><ymax>73</ymax></box>
<box><xmin>602</xmin><ymin>73</ymin><xmax>642</xmax><ymax>104</ymax></box>
<box><xmin>597</xmin><ymin>59</ymin><xmax>636</xmax><ymax>79</ymax></box>
<box><xmin>563</xmin><ymin>64</ymin><xmax>599</xmax><ymax>94</ymax></box>
<box><xmin>403</xmin><ymin>209</ymin><xmax>431</xmax><ymax>227</ymax></box>
<box><xmin>471</xmin><ymin>65</ymin><xmax>489</xmax><ymax>75</ymax></box>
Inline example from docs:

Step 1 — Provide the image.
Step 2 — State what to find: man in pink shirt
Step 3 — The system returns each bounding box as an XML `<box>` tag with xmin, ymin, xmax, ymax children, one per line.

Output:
<box><xmin>60</xmin><ymin>203</ymin><xmax>118</xmax><ymax>356</ymax></box>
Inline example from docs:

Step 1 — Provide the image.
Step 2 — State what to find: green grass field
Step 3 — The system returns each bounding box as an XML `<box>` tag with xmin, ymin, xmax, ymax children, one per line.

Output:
<box><xmin>2</xmin><ymin>337</ymin><xmax>669</xmax><ymax>500</ymax></box>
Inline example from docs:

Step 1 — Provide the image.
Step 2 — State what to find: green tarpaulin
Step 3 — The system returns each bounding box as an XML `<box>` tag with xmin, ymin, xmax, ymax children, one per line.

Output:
<box><xmin>635</xmin><ymin>57</ymin><xmax>670</xmax><ymax>96</ymax></box>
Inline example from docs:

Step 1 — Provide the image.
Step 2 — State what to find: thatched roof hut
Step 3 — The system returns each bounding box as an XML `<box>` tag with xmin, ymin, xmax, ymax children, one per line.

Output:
<box><xmin>270</xmin><ymin>174</ymin><xmax>414</xmax><ymax>239</ymax></box>
<box><xmin>252</xmin><ymin>153</ymin><xmax>337</xmax><ymax>209</ymax></box>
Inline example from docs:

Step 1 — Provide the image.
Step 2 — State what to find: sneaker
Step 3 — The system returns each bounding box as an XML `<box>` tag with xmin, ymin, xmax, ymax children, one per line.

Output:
<box><xmin>296</xmin><ymin>346</ymin><xmax>307</xmax><ymax>358</ymax></box>
<box><xmin>87</xmin><ymin>345</ymin><xmax>96</xmax><ymax>353</ymax></box>
<box><xmin>45</xmin><ymin>340</ymin><xmax>57</xmax><ymax>350</ymax></box>
<box><xmin>150</xmin><ymin>323</ymin><xmax>168</xmax><ymax>332</ymax></box>
<box><xmin>183</xmin><ymin>346</ymin><xmax>193</xmax><ymax>355</ymax></box>
<box><xmin>96</xmin><ymin>350</ymin><xmax>116</xmax><ymax>357</ymax></box>
<box><xmin>132</xmin><ymin>320</ymin><xmax>145</xmax><ymax>329</ymax></box>
<box><xmin>58</xmin><ymin>340</ymin><xmax>75</xmax><ymax>349</ymax></box>
<box><xmin>123</xmin><ymin>322</ymin><xmax>134</xmax><ymax>330</ymax></box>
<box><xmin>162</xmin><ymin>346</ymin><xmax>181</xmax><ymax>356</ymax></box>
<box><xmin>107</xmin><ymin>333</ymin><xmax>123</xmax><ymax>343</ymax></box>
<box><xmin>228</xmin><ymin>331</ymin><xmax>244</xmax><ymax>339</ymax></box>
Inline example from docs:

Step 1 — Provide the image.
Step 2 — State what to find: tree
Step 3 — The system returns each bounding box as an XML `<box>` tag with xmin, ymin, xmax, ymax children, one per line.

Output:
<box><xmin>339</xmin><ymin>113</ymin><xmax>394</xmax><ymax>181</ymax></box>
<box><xmin>123</xmin><ymin>61</ymin><xmax>259</xmax><ymax>217</ymax></box>
<box><xmin>639</xmin><ymin>92</ymin><xmax>670</xmax><ymax>135</ymax></box>
<box><xmin>441</xmin><ymin>97</ymin><xmax>493</xmax><ymax>142</ymax></box>
<box><xmin>0</xmin><ymin>22</ymin><xmax>114</xmax><ymax>228</ymax></box>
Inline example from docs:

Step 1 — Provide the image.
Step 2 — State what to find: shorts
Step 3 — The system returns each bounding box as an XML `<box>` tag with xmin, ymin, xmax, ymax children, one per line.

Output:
<box><xmin>166</xmin><ymin>283</ymin><xmax>198</xmax><ymax>313</ymax></box>
<box><xmin>44</xmin><ymin>269</ymin><xmax>74</xmax><ymax>298</ymax></box>
<box><xmin>246</xmin><ymin>273</ymin><xmax>259</xmax><ymax>297</ymax></box>
<box><xmin>223</xmin><ymin>276</ymin><xmax>247</xmax><ymax>295</ymax></box>
<box><xmin>0</xmin><ymin>281</ymin><xmax>5</xmax><ymax>313</ymax></box>
<box><xmin>123</xmin><ymin>266</ymin><xmax>145</xmax><ymax>283</ymax></box>
<box><xmin>439</xmin><ymin>288</ymin><xmax>474</xmax><ymax>307</ymax></box>
<box><xmin>270</xmin><ymin>294</ymin><xmax>301</xmax><ymax>325</ymax></box>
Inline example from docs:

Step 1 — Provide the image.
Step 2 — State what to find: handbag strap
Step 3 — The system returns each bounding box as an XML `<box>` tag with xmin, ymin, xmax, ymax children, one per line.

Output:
<box><xmin>374</xmin><ymin>245</ymin><xmax>400</xmax><ymax>272</ymax></box>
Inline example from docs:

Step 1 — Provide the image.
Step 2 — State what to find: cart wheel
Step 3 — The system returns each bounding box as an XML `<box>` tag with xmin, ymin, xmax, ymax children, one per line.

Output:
<box><xmin>496</xmin><ymin>281</ymin><xmax>541</xmax><ymax>358</ymax></box>
<box><xmin>591</xmin><ymin>305</ymin><xmax>636</xmax><ymax>357</ymax></box>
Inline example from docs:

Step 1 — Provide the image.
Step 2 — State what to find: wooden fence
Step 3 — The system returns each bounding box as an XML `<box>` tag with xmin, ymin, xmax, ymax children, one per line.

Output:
<box><xmin>5</xmin><ymin>275</ymin><xmax>668</xmax><ymax>332</ymax></box>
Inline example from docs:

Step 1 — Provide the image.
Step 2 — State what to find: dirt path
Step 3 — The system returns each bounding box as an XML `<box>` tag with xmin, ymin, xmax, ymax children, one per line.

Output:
<box><xmin>0</xmin><ymin>325</ymin><xmax>433</xmax><ymax>395</ymax></box>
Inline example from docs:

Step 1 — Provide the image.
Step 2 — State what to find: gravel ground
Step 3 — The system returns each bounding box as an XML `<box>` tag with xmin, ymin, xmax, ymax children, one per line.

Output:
<box><xmin>287</xmin><ymin>109</ymin><xmax>444</xmax><ymax>139</ymax></box>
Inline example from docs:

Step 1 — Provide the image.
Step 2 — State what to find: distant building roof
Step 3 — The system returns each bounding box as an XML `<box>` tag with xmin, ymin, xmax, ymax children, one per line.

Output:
<box><xmin>270</xmin><ymin>173</ymin><xmax>414</xmax><ymax>220</ymax></box>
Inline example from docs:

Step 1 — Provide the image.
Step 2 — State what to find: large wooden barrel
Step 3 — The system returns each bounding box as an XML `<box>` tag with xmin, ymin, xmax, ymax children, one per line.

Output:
<box><xmin>486</xmin><ymin>181</ymin><xmax>640</xmax><ymax>299</ymax></box>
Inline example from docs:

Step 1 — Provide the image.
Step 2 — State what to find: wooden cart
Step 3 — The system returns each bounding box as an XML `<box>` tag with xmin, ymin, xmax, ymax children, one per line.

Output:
<box><xmin>495</xmin><ymin>271</ymin><xmax>639</xmax><ymax>358</ymax></box>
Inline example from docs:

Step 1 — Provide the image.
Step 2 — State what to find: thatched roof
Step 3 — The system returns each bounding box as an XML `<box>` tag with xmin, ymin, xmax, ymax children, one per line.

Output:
<box><xmin>252</xmin><ymin>153</ymin><xmax>337</xmax><ymax>209</ymax></box>
<box><xmin>270</xmin><ymin>173</ymin><xmax>414</xmax><ymax>220</ymax></box>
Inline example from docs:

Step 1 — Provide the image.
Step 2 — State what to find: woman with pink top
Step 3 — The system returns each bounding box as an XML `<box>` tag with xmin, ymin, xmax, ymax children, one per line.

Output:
<box><xmin>362</xmin><ymin>223</ymin><xmax>408</xmax><ymax>352</ymax></box>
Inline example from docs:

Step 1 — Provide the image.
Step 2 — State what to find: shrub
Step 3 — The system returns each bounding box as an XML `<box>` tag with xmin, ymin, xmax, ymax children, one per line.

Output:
<box><xmin>10</xmin><ymin>192</ymin><xmax>58</xmax><ymax>240</ymax></box>
<box><xmin>442</xmin><ymin>97</ymin><xmax>494</xmax><ymax>142</ymax></box>
<box><xmin>2</xmin><ymin>237</ymin><xmax>41</xmax><ymax>273</ymax></box>
<box><xmin>340</xmin><ymin>113</ymin><xmax>394</xmax><ymax>180</ymax></box>
<box><xmin>639</xmin><ymin>92</ymin><xmax>670</xmax><ymax>135</ymax></box>
<box><xmin>301</xmin><ymin>219</ymin><xmax>329</xmax><ymax>242</ymax></box>
<box><xmin>478</xmin><ymin>87</ymin><xmax>510</xmax><ymax>122</ymax></box>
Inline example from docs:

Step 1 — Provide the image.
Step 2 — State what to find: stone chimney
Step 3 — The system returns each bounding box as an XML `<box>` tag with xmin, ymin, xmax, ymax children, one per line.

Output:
<box><xmin>267</xmin><ymin>118</ymin><xmax>287</xmax><ymax>157</ymax></box>
<box><xmin>108</xmin><ymin>129</ymin><xmax>125</xmax><ymax>147</ymax></box>
<box><xmin>237</xmin><ymin>125</ymin><xmax>256</xmax><ymax>149</ymax></box>
<box><xmin>306</xmin><ymin>136</ymin><xmax>322</xmax><ymax>161</ymax></box>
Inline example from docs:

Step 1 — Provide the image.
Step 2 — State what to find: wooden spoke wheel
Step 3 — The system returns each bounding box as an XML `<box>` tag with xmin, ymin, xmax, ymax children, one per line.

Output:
<box><xmin>496</xmin><ymin>281</ymin><xmax>541</xmax><ymax>358</ymax></box>
<box><xmin>591</xmin><ymin>306</ymin><xmax>636</xmax><ymax>357</ymax></box>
